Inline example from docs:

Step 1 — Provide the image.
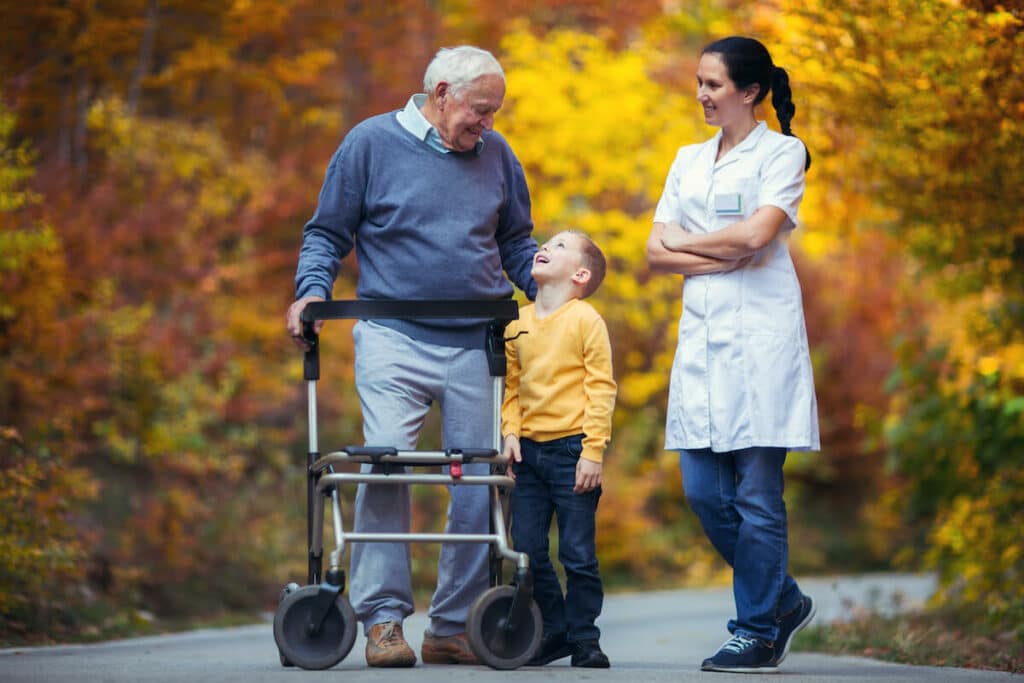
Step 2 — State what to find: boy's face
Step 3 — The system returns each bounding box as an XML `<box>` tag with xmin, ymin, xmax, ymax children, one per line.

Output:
<box><xmin>532</xmin><ymin>232</ymin><xmax>585</xmax><ymax>284</ymax></box>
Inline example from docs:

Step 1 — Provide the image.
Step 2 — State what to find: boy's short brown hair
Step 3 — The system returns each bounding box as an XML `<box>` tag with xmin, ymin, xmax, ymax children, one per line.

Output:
<box><xmin>567</xmin><ymin>230</ymin><xmax>606</xmax><ymax>298</ymax></box>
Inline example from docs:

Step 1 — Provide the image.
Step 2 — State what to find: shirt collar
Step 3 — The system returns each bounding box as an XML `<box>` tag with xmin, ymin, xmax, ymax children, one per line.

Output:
<box><xmin>711</xmin><ymin>121</ymin><xmax>768</xmax><ymax>168</ymax></box>
<box><xmin>736</xmin><ymin>121</ymin><xmax>768</xmax><ymax>153</ymax></box>
<box><xmin>395</xmin><ymin>93</ymin><xmax>485</xmax><ymax>155</ymax></box>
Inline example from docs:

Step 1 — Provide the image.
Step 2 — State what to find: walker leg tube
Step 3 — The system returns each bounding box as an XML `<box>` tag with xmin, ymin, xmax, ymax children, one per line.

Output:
<box><xmin>328</xmin><ymin>488</ymin><xmax>345</xmax><ymax>570</ymax></box>
<box><xmin>491</xmin><ymin>486</ymin><xmax>528</xmax><ymax>567</ymax></box>
<box><xmin>492</xmin><ymin>376</ymin><xmax>503</xmax><ymax>452</ymax></box>
<box><xmin>306</xmin><ymin>380</ymin><xmax>322</xmax><ymax>585</ymax></box>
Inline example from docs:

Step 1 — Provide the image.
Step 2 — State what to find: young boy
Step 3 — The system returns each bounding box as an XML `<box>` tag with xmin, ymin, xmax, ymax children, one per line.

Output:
<box><xmin>501</xmin><ymin>230</ymin><xmax>617</xmax><ymax>668</ymax></box>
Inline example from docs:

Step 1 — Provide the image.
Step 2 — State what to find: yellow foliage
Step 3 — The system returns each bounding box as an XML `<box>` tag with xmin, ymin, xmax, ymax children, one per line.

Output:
<box><xmin>87</xmin><ymin>98</ymin><xmax>271</xmax><ymax>233</ymax></box>
<box><xmin>919</xmin><ymin>287</ymin><xmax>1024</xmax><ymax>400</ymax></box>
<box><xmin>0</xmin><ymin>440</ymin><xmax>98</xmax><ymax>623</ymax></box>
<box><xmin>926</xmin><ymin>469</ymin><xmax>1024</xmax><ymax>615</ymax></box>
<box><xmin>766</xmin><ymin>0</ymin><xmax>1023</xmax><ymax>631</ymax></box>
<box><xmin>500</xmin><ymin>26</ymin><xmax>702</xmax><ymax>419</ymax></box>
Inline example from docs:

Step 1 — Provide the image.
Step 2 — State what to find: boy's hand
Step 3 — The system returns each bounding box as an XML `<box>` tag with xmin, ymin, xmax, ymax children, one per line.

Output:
<box><xmin>574</xmin><ymin>458</ymin><xmax>602</xmax><ymax>494</ymax></box>
<box><xmin>502</xmin><ymin>434</ymin><xmax>521</xmax><ymax>478</ymax></box>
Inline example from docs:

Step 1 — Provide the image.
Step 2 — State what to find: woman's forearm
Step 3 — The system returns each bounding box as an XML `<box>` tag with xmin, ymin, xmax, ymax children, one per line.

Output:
<box><xmin>647</xmin><ymin>223</ymin><xmax>745</xmax><ymax>276</ymax></box>
<box><xmin>660</xmin><ymin>207</ymin><xmax>788</xmax><ymax>259</ymax></box>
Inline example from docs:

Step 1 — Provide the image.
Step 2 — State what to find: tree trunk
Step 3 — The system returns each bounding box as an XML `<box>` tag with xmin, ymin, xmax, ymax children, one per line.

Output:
<box><xmin>127</xmin><ymin>0</ymin><xmax>160</xmax><ymax>114</ymax></box>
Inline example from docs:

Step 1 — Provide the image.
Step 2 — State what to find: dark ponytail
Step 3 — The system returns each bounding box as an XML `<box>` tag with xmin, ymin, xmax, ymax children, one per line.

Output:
<box><xmin>702</xmin><ymin>37</ymin><xmax>812</xmax><ymax>170</ymax></box>
<box><xmin>771</xmin><ymin>67</ymin><xmax>795</xmax><ymax>135</ymax></box>
<box><xmin>770</xmin><ymin>66</ymin><xmax>811</xmax><ymax>170</ymax></box>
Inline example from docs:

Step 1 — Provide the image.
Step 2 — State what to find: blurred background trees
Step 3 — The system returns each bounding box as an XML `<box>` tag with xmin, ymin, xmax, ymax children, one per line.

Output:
<box><xmin>1</xmin><ymin>0</ymin><xmax>1020</xmax><ymax>644</ymax></box>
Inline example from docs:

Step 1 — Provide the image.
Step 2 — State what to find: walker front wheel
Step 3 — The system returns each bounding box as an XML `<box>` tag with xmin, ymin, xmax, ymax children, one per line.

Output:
<box><xmin>466</xmin><ymin>585</ymin><xmax>542</xmax><ymax>670</ymax></box>
<box><xmin>277</xmin><ymin>582</ymin><xmax>301</xmax><ymax>667</ymax></box>
<box><xmin>273</xmin><ymin>585</ymin><xmax>357</xmax><ymax>670</ymax></box>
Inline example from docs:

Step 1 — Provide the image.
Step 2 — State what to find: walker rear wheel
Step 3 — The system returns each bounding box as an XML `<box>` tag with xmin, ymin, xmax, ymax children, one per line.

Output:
<box><xmin>466</xmin><ymin>585</ymin><xmax>542</xmax><ymax>670</ymax></box>
<box><xmin>273</xmin><ymin>585</ymin><xmax>357</xmax><ymax>670</ymax></box>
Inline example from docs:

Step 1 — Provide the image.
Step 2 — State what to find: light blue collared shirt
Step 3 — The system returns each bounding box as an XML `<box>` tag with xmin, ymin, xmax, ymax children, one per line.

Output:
<box><xmin>395</xmin><ymin>93</ymin><xmax>484</xmax><ymax>154</ymax></box>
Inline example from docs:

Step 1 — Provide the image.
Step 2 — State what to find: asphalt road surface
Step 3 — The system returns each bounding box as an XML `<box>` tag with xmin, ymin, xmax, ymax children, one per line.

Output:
<box><xmin>1</xmin><ymin>574</ymin><xmax>1016</xmax><ymax>682</ymax></box>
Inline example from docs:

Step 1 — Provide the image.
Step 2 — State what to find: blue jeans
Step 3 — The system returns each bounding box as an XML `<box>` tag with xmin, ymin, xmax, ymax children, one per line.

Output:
<box><xmin>679</xmin><ymin>447</ymin><xmax>803</xmax><ymax>643</ymax></box>
<box><xmin>510</xmin><ymin>435</ymin><xmax>603</xmax><ymax>642</ymax></box>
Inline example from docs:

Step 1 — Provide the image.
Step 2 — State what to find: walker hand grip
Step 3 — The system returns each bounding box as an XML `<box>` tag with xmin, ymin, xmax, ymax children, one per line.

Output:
<box><xmin>302</xmin><ymin>320</ymin><xmax>319</xmax><ymax>381</ymax></box>
<box><xmin>298</xmin><ymin>300</ymin><xmax>518</xmax><ymax>381</ymax></box>
<box><xmin>486</xmin><ymin>320</ymin><xmax>510</xmax><ymax>377</ymax></box>
<box><xmin>300</xmin><ymin>299</ymin><xmax>519</xmax><ymax>322</ymax></box>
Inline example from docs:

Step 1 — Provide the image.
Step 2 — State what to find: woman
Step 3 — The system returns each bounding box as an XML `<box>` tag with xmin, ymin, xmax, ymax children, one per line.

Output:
<box><xmin>646</xmin><ymin>36</ymin><xmax>819</xmax><ymax>673</ymax></box>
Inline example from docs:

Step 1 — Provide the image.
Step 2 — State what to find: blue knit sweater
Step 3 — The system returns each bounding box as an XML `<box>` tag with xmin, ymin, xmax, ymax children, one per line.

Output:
<box><xmin>295</xmin><ymin>111</ymin><xmax>538</xmax><ymax>348</ymax></box>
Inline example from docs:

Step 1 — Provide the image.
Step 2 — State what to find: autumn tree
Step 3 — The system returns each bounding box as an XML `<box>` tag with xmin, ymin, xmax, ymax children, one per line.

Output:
<box><xmin>0</xmin><ymin>104</ymin><xmax>102</xmax><ymax>638</ymax></box>
<box><xmin>769</xmin><ymin>0</ymin><xmax>1024</xmax><ymax>632</ymax></box>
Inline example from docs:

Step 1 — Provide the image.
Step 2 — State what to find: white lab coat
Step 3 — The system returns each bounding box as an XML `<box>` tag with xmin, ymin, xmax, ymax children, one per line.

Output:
<box><xmin>653</xmin><ymin>122</ymin><xmax>820</xmax><ymax>452</ymax></box>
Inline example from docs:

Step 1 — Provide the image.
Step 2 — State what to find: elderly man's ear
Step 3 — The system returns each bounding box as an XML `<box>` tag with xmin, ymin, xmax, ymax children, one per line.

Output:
<box><xmin>433</xmin><ymin>82</ymin><xmax>451</xmax><ymax>109</ymax></box>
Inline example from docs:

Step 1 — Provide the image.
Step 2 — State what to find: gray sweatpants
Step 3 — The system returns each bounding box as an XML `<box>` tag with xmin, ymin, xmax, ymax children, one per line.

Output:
<box><xmin>349</xmin><ymin>321</ymin><xmax>493</xmax><ymax>637</ymax></box>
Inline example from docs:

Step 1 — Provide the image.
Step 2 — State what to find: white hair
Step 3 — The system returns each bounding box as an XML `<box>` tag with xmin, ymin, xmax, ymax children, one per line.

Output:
<box><xmin>423</xmin><ymin>45</ymin><xmax>505</xmax><ymax>98</ymax></box>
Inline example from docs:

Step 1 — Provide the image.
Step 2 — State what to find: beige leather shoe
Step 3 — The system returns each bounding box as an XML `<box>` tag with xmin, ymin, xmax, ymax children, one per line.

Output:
<box><xmin>365</xmin><ymin>621</ymin><xmax>416</xmax><ymax>667</ymax></box>
<box><xmin>421</xmin><ymin>630</ymin><xmax>479</xmax><ymax>664</ymax></box>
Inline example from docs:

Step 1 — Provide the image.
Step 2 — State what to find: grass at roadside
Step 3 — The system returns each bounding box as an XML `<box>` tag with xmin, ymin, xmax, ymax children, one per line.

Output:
<box><xmin>796</xmin><ymin>608</ymin><xmax>1023</xmax><ymax>674</ymax></box>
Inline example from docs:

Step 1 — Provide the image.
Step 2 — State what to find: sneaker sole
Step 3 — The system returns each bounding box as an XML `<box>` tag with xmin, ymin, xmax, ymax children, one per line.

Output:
<box><xmin>702</xmin><ymin>663</ymin><xmax>781</xmax><ymax>673</ymax></box>
<box><xmin>775</xmin><ymin>598</ymin><xmax>817</xmax><ymax>666</ymax></box>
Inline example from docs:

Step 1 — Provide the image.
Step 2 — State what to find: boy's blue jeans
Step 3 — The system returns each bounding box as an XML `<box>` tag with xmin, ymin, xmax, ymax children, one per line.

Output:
<box><xmin>679</xmin><ymin>447</ymin><xmax>804</xmax><ymax>644</ymax></box>
<box><xmin>510</xmin><ymin>434</ymin><xmax>603</xmax><ymax>643</ymax></box>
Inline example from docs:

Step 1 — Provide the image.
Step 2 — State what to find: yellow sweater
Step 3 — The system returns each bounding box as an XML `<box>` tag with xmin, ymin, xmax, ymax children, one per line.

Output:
<box><xmin>501</xmin><ymin>298</ymin><xmax>617</xmax><ymax>463</ymax></box>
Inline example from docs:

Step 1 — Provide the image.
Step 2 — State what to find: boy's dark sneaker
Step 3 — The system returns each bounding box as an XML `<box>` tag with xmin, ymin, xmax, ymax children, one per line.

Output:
<box><xmin>701</xmin><ymin>635</ymin><xmax>777</xmax><ymax>673</ymax></box>
<box><xmin>773</xmin><ymin>595</ymin><xmax>816</xmax><ymax>665</ymax></box>
<box><xmin>528</xmin><ymin>632</ymin><xmax>572</xmax><ymax>666</ymax></box>
<box><xmin>570</xmin><ymin>639</ymin><xmax>610</xmax><ymax>668</ymax></box>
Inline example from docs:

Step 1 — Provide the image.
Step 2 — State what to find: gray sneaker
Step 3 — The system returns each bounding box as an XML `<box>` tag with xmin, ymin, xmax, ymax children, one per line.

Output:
<box><xmin>773</xmin><ymin>595</ymin><xmax>816</xmax><ymax>665</ymax></box>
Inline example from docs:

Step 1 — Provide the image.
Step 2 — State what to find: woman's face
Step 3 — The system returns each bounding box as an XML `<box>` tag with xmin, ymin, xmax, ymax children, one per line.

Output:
<box><xmin>696</xmin><ymin>53</ymin><xmax>754</xmax><ymax>129</ymax></box>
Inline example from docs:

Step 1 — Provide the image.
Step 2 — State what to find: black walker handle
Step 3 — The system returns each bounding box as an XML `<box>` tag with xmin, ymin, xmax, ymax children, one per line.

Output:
<box><xmin>298</xmin><ymin>299</ymin><xmax>520</xmax><ymax>381</ymax></box>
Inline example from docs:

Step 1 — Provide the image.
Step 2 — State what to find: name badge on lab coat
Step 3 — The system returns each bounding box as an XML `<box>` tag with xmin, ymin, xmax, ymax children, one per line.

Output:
<box><xmin>715</xmin><ymin>192</ymin><xmax>743</xmax><ymax>215</ymax></box>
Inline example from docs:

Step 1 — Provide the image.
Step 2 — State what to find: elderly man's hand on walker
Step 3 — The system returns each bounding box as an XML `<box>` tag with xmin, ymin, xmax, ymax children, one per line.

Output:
<box><xmin>286</xmin><ymin>295</ymin><xmax>325</xmax><ymax>350</ymax></box>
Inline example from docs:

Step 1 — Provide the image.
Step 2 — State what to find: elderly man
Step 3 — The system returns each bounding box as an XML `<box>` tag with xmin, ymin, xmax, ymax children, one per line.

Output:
<box><xmin>285</xmin><ymin>46</ymin><xmax>538</xmax><ymax>667</ymax></box>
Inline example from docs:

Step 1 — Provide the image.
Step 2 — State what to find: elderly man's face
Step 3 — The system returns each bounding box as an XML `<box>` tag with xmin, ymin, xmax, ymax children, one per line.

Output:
<box><xmin>437</xmin><ymin>73</ymin><xmax>505</xmax><ymax>152</ymax></box>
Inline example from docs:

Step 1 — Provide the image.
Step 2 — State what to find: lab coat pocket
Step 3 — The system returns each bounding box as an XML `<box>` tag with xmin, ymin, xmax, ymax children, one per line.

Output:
<box><xmin>741</xmin><ymin>334</ymin><xmax>814</xmax><ymax>442</ymax></box>
<box><xmin>739</xmin><ymin>266</ymin><xmax>802</xmax><ymax>337</ymax></box>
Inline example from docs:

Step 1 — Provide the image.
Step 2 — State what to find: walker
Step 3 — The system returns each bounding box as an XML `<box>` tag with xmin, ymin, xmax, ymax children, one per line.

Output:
<box><xmin>273</xmin><ymin>299</ymin><xmax>542</xmax><ymax>670</ymax></box>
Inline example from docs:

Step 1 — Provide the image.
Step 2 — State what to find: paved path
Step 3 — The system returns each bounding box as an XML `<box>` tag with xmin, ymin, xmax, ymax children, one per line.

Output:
<box><xmin>1</xmin><ymin>573</ymin><xmax>1016</xmax><ymax>682</ymax></box>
